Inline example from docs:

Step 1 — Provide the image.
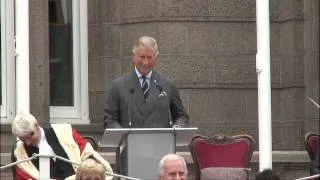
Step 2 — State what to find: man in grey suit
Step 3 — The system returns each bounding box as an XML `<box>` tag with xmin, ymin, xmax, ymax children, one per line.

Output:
<box><xmin>104</xmin><ymin>36</ymin><xmax>189</xmax><ymax>128</ymax></box>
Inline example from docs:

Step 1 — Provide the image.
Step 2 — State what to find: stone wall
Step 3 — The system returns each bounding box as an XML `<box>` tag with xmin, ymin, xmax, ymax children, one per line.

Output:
<box><xmin>1</xmin><ymin>0</ymin><xmax>318</xmax><ymax>178</ymax></box>
<box><xmin>88</xmin><ymin>0</ymin><xmax>319</xmax><ymax>150</ymax></box>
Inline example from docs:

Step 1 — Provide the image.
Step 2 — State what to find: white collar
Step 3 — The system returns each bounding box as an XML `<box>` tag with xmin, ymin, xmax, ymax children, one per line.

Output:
<box><xmin>39</xmin><ymin>127</ymin><xmax>45</xmax><ymax>147</ymax></box>
<box><xmin>135</xmin><ymin>66</ymin><xmax>152</xmax><ymax>79</ymax></box>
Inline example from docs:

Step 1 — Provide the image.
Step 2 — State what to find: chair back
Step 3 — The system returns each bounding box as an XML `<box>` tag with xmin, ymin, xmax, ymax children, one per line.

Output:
<box><xmin>189</xmin><ymin>134</ymin><xmax>255</xmax><ymax>180</ymax></box>
<box><xmin>83</xmin><ymin>136</ymin><xmax>98</xmax><ymax>150</ymax></box>
<box><xmin>304</xmin><ymin>132</ymin><xmax>320</xmax><ymax>160</ymax></box>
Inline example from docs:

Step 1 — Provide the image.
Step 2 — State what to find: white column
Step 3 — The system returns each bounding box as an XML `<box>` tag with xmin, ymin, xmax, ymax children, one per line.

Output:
<box><xmin>15</xmin><ymin>0</ymin><xmax>30</xmax><ymax>113</ymax></box>
<box><xmin>256</xmin><ymin>0</ymin><xmax>273</xmax><ymax>171</ymax></box>
<box><xmin>16</xmin><ymin>1</ymin><xmax>50</xmax><ymax>179</ymax></box>
<box><xmin>79</xmin><ymin>0</ymin><xmax>89</xmax><ymax>122</ymax></box>
<box><xmin>39</xmin><ymin>153</ymin><xmax>51</xmax><ymax>179</ymax></box>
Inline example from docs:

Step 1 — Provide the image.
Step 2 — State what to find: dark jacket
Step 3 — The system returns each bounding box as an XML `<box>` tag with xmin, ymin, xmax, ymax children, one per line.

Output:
<box><xmin>104</xmin><ymin>70</ymin><xmax>189</xmax><ymax>128</ymax></box>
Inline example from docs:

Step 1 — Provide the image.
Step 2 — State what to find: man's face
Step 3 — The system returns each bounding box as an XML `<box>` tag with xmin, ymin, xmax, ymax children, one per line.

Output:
<box><xmin>160</xmin><ymin>159</ymin><xmax>187</xmax><ymax>180</ymax></box>
<box><xmin>18</xmin><ymin>127</ymin><xmax>41</xmax><ymax>147</ymax></box>
<box><xmin>132</xmin><ymin>45</ymin><xmax>157</xmax><ymax>76</ymax></box>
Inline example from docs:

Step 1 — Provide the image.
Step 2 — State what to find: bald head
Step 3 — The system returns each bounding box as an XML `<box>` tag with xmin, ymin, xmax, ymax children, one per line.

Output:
<box><xmin>159</xmin><ymin>154</ymin><xmax>188</xmax><ymax>180</ymax></box>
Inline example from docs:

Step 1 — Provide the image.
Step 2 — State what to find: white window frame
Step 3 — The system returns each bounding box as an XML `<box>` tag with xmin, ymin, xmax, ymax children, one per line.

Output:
<box><xmin>0</xmin><ymin>0</ymin><xmax>15</xmax><ymax>123</ymax></box>
<box><xmin>50</xmin><ymin>0</ymin><xmax>89</xmax><ymax>124</ymax></box>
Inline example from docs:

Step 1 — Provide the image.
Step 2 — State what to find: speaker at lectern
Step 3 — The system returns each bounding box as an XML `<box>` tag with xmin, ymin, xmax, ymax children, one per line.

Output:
<box><xmin>99</xmin><ymin>127</ymin><xmax>197</xmax><ymax>180</ymax></box>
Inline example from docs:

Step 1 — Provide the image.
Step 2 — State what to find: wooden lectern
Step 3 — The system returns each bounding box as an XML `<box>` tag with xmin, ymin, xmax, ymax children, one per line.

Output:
<box><xmin>99</xmin><ymin>127</ymin><xmax>197</xmax><ymax>180</ymax></box>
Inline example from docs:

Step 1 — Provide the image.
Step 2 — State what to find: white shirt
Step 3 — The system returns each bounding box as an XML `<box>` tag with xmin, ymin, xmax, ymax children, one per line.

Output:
<box><xmin>135</xmin><ymin>66</ymin><xmax>152</xmax><ymax>88</ymax></box>
<box><xmin>38</xmin><ymin>127</ymin><xmax>56</xmax><ymax>157</ymax></box>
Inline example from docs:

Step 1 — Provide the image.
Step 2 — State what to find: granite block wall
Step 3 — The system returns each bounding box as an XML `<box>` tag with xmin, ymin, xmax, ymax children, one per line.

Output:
<box><xmin>1</xmin><ymin>0</ymin><xmax>318</xmax><ymax>178</ymax></box>
<box><xmin>88</xmin><ymin>0</ymin><xmax>319</xmax><ymax>151</ymax></box>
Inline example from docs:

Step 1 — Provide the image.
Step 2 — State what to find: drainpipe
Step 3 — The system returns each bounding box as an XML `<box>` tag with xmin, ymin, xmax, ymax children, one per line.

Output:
<box><xmin>15</xmin><ymin>0</ymin><xmax>30</xmax><ymax>113</ymax></box>
<box><xmin>16</xmin><ymin>1</ymin><xmax>50</xmax><ymax>179</ymax></box>
<box><xmin>256</xmin><ymin>0</ymin><xmax>273</xmax><ymax>171</ymax></box>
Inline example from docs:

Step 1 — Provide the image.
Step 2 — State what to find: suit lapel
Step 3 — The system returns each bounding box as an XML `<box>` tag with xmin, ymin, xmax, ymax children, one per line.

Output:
<box><xmin>126</xmin><ymin>71</ymin><xmax>161</xmax><ymax>116</ymax></box>
<box><xmin>126</xmin><ymin>71</ymin><xmax>145</xmax><ymax>105</ymax></box>
<box><xmin>147</xmin><ymin>74</ymin><xmax>159</xmax><ymax>102</ymax></box>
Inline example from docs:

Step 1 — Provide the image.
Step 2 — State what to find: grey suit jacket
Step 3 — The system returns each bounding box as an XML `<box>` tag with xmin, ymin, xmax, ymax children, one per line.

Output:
<box><xmin>104</xmin><ymin>70</ymin><xmax>189</xmax><ymax>128</ymax></box>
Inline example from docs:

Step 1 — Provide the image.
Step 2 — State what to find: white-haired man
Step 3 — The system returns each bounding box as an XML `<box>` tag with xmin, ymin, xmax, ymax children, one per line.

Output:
<box><xmin>103</xmin><ymin>36</ymin><xmax>189</xmax><ymax>176</ymax></box>
<box><xmin>103</xmin><ymin>36</ymin><xmax>189</xmax><ymax>129</ymax></box>
<box><xmin>11</xmin><ymin>113</ymin><xmax>113</xmax><ymax>180</ymax></box>
<box><xmin>159</xmin><ymin>154</ymin><xmax>188</xmax><ymax>180</ymax></box>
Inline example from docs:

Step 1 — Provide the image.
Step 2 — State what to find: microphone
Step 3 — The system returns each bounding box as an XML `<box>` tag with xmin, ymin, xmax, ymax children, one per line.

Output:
<box><xmin>128</xmin><ymin>88</ymin><xmax>135</xmax><ymax>127</ymax></box>
<box><xmin>130</xmin><ymin>88</ymin><xmax>135</xmax><ymax>94</ymax></box>
<box><xmin>153</xmin><ymin>80</ymin><xmax>167</xmax><ymax>97</ymax></box>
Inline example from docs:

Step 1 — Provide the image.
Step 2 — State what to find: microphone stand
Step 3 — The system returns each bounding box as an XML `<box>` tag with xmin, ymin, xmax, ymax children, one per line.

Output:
<box><xmin>0</xmin><ymin>153</ymin><xmax>38</xmax><ymax>170</ymax></box>
<box><xmin>1</xmin><ymin>153</ymin><xmax>142</xmax><ymax>180</ymax></box>
<box><xmin>295</xmin><ymin>174</ymin><xmax>320</xmax><ymax>180</ymax></box>
<box><xmin>128</xmin><ymin>89</ymin><xmax>135</xmax><ymax>127</ymax></box>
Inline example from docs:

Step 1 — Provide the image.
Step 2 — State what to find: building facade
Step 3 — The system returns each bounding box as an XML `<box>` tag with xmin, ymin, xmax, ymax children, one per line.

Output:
<box><xmin>1</xmin><ymin>0</ymin><xmax>319</xmax><ymax>179</ymax></box>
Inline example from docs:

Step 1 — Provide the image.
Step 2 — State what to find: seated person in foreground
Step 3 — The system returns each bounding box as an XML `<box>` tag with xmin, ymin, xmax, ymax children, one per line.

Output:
<box><xmin>75</xmin><ymin>158</ymin><xmax>107</xmax><ymax>180</ymax></box>
<box><xmin>11</xmin><ymin>112</ymin><xmax>113</xmax><ymax>180</ymax></box>
<box><xmin>158</xmin><ymin>154</ymin><xmax>188</xmax><ymax>180</ymax></box>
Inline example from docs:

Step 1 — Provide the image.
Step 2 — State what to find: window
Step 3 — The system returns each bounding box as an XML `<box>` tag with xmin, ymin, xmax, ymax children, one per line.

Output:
<box><xmin>0</xmin><ymin>0</ymin><xmax>15</xmax><ymax>123</ymax></box>
<box><xmin>49</xmin><ymin>0</ymin><xmax>73</xmax><ymax>106</ymax></box>
<box><xmin>49</xmin><ymin>0</ymin><xmax>89</xmax><ymax>124</ymax></box>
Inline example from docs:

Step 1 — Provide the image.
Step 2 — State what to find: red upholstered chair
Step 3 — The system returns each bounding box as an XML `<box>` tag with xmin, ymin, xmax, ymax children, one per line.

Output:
<box><xmin>304</xmin><ymin>132</ymin><xmax>320</xmax><ymax>161</ymax></box>
<box><xmin>189</xmin><ymin>134</ymin><xmax>255</xmax><ymax>180</ymax></box>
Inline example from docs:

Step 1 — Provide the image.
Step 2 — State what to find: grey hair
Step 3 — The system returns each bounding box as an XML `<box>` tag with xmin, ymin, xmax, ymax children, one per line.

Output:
<box><xmin>12</xmin><ymin>112</ymin><xmax>38</xmax><ymax>137</ymax></box>
<box><xmin>158</xmin><ymin>154</ymin><xmax>188</xmax><ymax>177</ymax></box>
<box><xmin>132</xmin><ymin>36</ymin><xmax>159</xmax><ymax>56</ymax></box>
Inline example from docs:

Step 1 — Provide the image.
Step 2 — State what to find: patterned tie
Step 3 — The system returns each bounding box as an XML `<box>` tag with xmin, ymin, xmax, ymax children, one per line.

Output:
<box><xmin>141</xmin><ymin>76</ymin><xmax>149</xmax><ymax>99</ymax></box>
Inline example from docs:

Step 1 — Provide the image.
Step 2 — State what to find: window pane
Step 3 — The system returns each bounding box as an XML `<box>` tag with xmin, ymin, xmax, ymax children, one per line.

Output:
<box><xmin>49</xmin><ymin>0</ymin><xmax>73</xmax><ymax>106</ymax></box>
